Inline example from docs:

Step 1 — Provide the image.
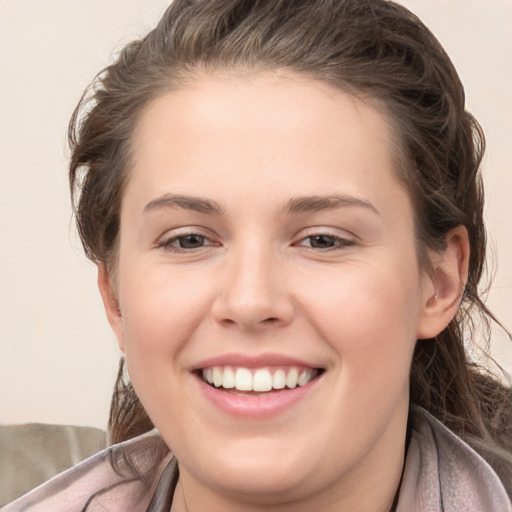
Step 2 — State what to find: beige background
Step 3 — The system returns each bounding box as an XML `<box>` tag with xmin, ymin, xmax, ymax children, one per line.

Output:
<box><xmin>1</xmin><ymin>0</ymin><xmax>511</xmax><ymax>430</ymax></box>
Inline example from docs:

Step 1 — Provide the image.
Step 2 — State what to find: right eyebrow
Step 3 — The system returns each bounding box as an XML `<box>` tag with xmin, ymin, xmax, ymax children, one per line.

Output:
<box><xmin>143</xmin><ymin>194</ymin><xmax>225</xmax><ymax>215</ymax></box>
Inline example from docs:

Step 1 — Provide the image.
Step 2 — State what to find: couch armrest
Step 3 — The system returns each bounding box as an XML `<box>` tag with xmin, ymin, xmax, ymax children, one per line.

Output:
<box><xmin>0</xmin><ymin>423</ymin><xmax>106</xmax><ymax>506</ymax></box>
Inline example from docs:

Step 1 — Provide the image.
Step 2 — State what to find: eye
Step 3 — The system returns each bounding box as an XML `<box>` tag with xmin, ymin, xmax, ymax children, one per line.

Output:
<box><xmin>157</xmin><ymin>232</ymin><xmax>217</xmax><ymax>252</ymax></box>
<box><xmin>297</xmin><ymin>234</ymin><xmax>356</xmax><ymax>250</ymax></box>
<box><xmin>174</xmin><ymin>234</ymin><xmax>207</xmax><ymax>249</ymax></box>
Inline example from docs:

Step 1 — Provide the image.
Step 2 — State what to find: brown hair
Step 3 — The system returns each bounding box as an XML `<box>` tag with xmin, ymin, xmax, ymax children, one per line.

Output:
<box><xmin>69</xmin><ymin>0</ymin><xmax>512</xmax><ymax>493</ymax></box>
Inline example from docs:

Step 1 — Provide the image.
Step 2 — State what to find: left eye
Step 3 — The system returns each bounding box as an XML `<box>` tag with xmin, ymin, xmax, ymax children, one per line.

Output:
<box><xmin>298</xmin><ymin>234</ymin><xmax>353</xmax><ymax>249</ymax></box>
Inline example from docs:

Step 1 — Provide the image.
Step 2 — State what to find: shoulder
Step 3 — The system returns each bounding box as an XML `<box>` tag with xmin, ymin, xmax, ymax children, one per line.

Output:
<box><xmin>396</xmin><ymin>406</ymin><xmax>512</xmax><ymax>512</ymax></box>
<box><xmin>1</xmin><ymin>430</ymin><xmax>174</xmax><ymax>512</ymax></box>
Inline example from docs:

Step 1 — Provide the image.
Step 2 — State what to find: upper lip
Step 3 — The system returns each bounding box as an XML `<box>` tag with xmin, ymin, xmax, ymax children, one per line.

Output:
<box><xmin>191</xmin><ymin>352</ymin><xmax>324</xmax><ymax>371</ymax></box>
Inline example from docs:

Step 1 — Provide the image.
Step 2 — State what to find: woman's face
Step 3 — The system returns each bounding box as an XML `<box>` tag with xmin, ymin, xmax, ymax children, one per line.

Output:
<box><xmin>104</xmin><ymin>73</ymin><xmax>439</xmax><ymax>507</ymax></box>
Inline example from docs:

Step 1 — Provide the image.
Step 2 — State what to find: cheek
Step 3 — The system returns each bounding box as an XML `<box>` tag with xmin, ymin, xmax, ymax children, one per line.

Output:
<box><xmin>301</xmin><ymin>255</ymin><xmax>423</xmax><ymax>373</ymax></box>
<box><xmin>116</xmin><ymin>268</ymin><xmax>212</xmax><ymax>428</ymax></box>
<box><xmin>118</xmin><ymin>263</ymin><xmax>215</xmax><ymax>371</ymax></box>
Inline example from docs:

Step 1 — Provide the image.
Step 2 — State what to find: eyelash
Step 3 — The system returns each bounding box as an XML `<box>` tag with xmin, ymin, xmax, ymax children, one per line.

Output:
<box><xmin>157</xmin><ymin>231</ymin><xmax>216</xmax><ymax>252</ymax></box>
<box><xmin>295</xmin><ymin>233</ymin><xmax>356</xmax><ymax>251</ymax></box>
<box><xmin>157</xmin><ymin>231</ymin><xmax>356</xmax><ymax>253</ymax></box>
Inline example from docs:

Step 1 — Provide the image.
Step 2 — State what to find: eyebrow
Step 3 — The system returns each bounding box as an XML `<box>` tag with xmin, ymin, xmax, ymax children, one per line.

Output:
<box><xmin>282</xmin><ymin>195</ymin><xmax>380</xmax><ymax>216</ymax></box>
<box><xmin>143</xmin><ymin>193</ymin><xmax>379</xmax><ymax>217</ymax></box>
<box><xmin>144</xmin><ymin>194</ymin><xmax>224</xmax><ymax>215</ymax></box>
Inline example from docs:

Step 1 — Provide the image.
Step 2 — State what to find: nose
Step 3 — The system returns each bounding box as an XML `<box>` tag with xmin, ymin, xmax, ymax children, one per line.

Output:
<box><xmin>212</xmin><ymin>245</ymin><xmax>294</xmax><ymax>331</ymax></box>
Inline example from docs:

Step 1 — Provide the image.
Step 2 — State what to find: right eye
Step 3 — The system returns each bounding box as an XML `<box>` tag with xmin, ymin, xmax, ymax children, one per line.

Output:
<box><xmin>157</xmin><ymin>232</ymin><xmax>217</xmax><ymax>252</ymax></box>
<box><xmin>172</xmin><ymin>234</ymin><xmax>207</xmax><ymax>249</ymax></box>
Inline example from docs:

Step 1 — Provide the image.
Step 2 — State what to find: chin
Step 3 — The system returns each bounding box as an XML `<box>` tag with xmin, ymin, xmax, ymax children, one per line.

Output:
<box><xmin>185</xmin><ymin>439</ymin><xmax>317</xmax><ymax>501</ymax></box>
<box><xmin>205</xmin><ymin>463</ymin><xmax>312</xmax><ymax>504</ymax></box>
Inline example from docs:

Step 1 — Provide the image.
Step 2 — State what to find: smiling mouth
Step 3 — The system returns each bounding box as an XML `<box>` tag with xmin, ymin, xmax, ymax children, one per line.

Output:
<box><xmin>198</xmin><ymin>366</ymin><xmax>324</xmax><ymax>393</ymax></box>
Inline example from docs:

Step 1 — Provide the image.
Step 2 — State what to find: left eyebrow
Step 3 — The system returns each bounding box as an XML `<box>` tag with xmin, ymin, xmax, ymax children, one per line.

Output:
<box><xmin>282</xmin><ymin>195</ymin><xmax>380</xmax><ymax>216</ymax></box>
<box><xmin>143</xmin><ymin>194</ymin><xmax>225</xmax><ymax>215</ymax></box>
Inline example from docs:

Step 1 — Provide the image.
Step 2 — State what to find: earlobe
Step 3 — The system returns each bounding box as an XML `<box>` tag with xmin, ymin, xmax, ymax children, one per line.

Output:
<box><xmin>417</xmin><ymin>226</ymin><xmax>470</xmax><ymax>340</ymax></box>
<box><xmin>97</xmin><ymin>263</ymin><xmax>125</xmax><ymax>353</ymax></box>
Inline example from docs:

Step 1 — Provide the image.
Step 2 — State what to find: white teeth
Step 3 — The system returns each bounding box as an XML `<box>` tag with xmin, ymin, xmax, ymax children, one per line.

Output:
<box><xmin>235</xmin><ymin>368</ymin><xmax>253</xmax><ymax>391</ymax></box>
<box><xmin>298</xmin><ymin>369</ymin><xmax>312</xmax><ymax>387</ymax></box>
<box><xmin>286</xmin><ymin>368</ymin><xmax>299</xmax><ymax>389</ymax></box>
<box><xmin>213</xmin><ymin>367</ymin><xmax>223</xmax><ymax>387</ymax></box>
<box><xmin>253</xmin><ymin>369</ymin><xmax>273</xmax><ymax>392</ymax></box>
<box><xmin>222</xmin><ymin>367</ymin><xmax>235</xmax><ymax>389</ymax></box>
<box><xmin>272</xmin><ymin>369</ymin><xmax>286</xmax><ymax>389</ymax></box>
<box><xmin>201</xmin><ymin>366</ymin><xmax>318</xmax><ymax>392</ymax></box>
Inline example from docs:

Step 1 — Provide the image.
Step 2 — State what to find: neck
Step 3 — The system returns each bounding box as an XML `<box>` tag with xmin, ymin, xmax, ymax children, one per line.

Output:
<box><xmin>171</xmin><ymin>452</ymin><xmax>405</xmax><ymax>512</ymax></box>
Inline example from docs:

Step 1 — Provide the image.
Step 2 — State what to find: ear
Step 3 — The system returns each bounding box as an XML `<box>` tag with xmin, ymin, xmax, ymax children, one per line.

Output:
<box><xmin>417</xmin><ymin>226</ymin><xmax>470</xmax><ymax>340</ymax></box>
<box><xmin>97</xmin><ymin>263</ymin><xmax>125</xmax><ymax>353</ymax></box>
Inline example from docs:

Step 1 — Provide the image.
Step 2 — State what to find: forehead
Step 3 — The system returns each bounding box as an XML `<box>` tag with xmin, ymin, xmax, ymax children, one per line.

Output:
<box><xmin>133</xmin><ymin>71</ymin><xmax>393</xmax><ymax>147</ymax></box>
<box><xmin>126</xmin><ymin>71</ymin><xmax>408</xmax><ymax>217</ymax></box>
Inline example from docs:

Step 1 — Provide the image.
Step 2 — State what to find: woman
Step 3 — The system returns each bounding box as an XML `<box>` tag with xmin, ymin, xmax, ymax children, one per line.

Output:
<box><xmin>3</xmin><ymin>0</ymin><xmax>511</xmax><ymax>510</ymax></box>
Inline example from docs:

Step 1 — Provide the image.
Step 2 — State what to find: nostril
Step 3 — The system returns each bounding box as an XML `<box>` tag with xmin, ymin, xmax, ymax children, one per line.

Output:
<box><xmin>221</xmin><ymin>317</ymin><xmax>279</xmax><ymax>327</ymax></box>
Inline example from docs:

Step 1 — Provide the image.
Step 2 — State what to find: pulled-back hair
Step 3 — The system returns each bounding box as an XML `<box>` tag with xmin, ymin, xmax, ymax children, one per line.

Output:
<box><xmin>69</xmin><ymin>0</ymin><xmax>512</xmax><ymax>494</ymax></box>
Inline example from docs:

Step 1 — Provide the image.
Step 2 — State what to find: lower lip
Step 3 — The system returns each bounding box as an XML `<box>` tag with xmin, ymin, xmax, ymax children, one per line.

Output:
<box><xmin>194</xmin><ymin>374</ymin><xmax>321</xmax><ymax>419</ymax></box>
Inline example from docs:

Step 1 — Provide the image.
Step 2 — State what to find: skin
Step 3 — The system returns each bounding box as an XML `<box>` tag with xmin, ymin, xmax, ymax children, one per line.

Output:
<box><xmin>99</xmin><ymin>72</ymin><xmax>468</xmax><ymax>511</ymax></box>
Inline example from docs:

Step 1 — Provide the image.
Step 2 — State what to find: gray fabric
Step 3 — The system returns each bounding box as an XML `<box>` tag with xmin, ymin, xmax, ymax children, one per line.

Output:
<box><xmin>2</xmin><ymin>409</ymin><xmax>511</xmax><ymax>511</ymax></box>
<box><xmin>0</xmin><ymin>423</ymin><xmax>106</xmax><ymax>506</ymax></box>
<box><xmin>0</xmin><ymin>429</ymin><xmax>171</xmax><ymax>512</ymax></box>
<box><xmin>396</xmin><ymin>408</ymin><xmax>512</xmax><ymax>511</ymax></box>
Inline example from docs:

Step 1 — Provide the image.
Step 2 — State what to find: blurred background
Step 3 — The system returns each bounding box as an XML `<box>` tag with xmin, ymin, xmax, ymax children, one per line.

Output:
<box><xmin>1</xmin><ymin>0</ymin><xmax>511</xmax><ymax>430</ymax></box>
